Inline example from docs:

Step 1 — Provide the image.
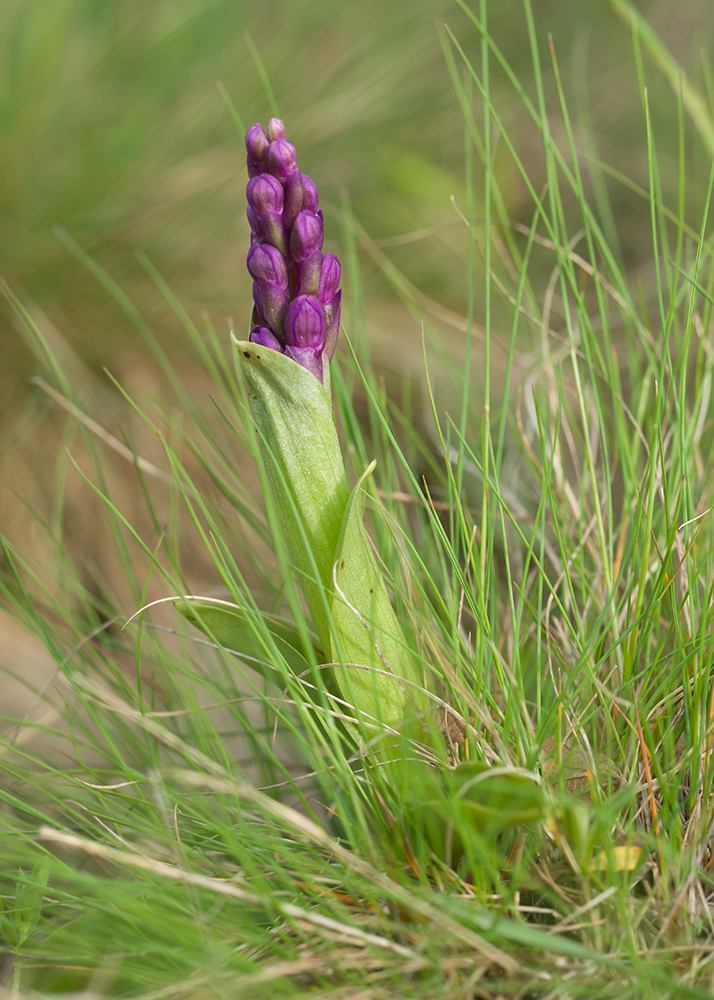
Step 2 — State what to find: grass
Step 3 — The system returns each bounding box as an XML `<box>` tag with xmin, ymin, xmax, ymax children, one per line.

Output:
<box><xmin>4</xmin><ymin>0</ymin><xmax>714</xmax><ymax>996</ymax></box>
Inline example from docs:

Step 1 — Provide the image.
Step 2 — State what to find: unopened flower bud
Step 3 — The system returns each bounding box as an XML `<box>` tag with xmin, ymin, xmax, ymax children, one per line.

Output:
<box><xmin>296</xmin><ymin>251</ymin><xmax>324</xmax><ymax>297</ymax></box>
<box><xmin>247</xmin><ymin>243</ymin><xmax>289</xmax><ymax>288</ymax></box>
<box><xmin>249</xmin><ymin>325</ymin><xmax>283</xmax><ymax>352</ymax></box>
<box><xmin>267</xmin><ymin>139</ymin><xmax>298</xmax><ymax>182</ymax></box>
<box><xmin>284</xmin><ymin>345</ymin><xmax>323</xmax><ymax>383</ymax></box>
<box><xmin>318</xmin><ymin>254</ymin><xmax>341</xmax><ymax>305</ymax></box>
<box><xmin>246</xmin><ymin>123</ymin><xmax>268</xmax><ymax>160</ymax></box>
<box><xmin>259</xmin><ymin>214</ymin><xmax>289</xmax><ymax>257</ymax></box>
<box><xmin>301</xmin><ymin>174</ymin><xmax>319</xmax><ymax>213</ymax></box>
<box><xmin>254</xmin><ymin>282</ymin><xmax>289</xmax><ymax>337</ymax></box>
<box><xmin>245</xmin><ymin>123</ymin><xmax>269</xmax><ymax>176</ymax></box>
<box><xmin>289</xmin><ymin>211</ymin><xmax>324</xmax><ymax>263</ymax></box>
<box><xmin>267</xmin><ymin>118</ymin><xmax>286</xmax><ymax>141</ymax></box>
<box><xmin>285</xmin><ymin>295</ymin><xmax>326</xmax><ymax>349</ymax></box>
<box><xmin>246</xmin><ymin>174</ymin><xmax>284</xmax><ymax>215</ymax></box>
<box><xmin>284</xmin><ymin>172</ymin><xmax>320</xmax><ymax>227</ymax></box>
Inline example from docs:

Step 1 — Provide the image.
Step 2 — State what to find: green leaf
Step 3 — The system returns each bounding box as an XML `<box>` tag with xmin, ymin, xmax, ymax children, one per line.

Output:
<box><xmin>330</xmin><ymin>462</ymin><xmax>429</xmax><ymax>733</ymax></box>
<box><xmin>178</xmin><ymin>599</ymin><xmax>315</xmax><ymax>683</ymax></box>
<box><xmin>236</xmin><ymin>340</ymin><xmax>349</xmax><ymax>654</ymax></box>
<box><xmin>448</xmin><ymin>762</ymin><xmax>545</xmax><ymax>831</ymax></box>
<box><xmin>402</xmin><ymin>762</ymin><xmax>545</xmax><ymax>864</ymax></box>
<box><xmin>236</xmin><ymin>344</ymin><xmax>432</xmax><ymax>746</ymax></box>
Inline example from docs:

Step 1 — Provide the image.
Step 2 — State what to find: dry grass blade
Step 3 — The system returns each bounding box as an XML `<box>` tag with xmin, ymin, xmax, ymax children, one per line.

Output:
<box><xmin>37</xmin><ymin>827</ymin><xmax>417</xmax><ymax>959</ymax></box>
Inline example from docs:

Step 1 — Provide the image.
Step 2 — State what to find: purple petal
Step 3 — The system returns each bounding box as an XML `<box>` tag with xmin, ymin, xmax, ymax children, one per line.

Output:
<box><xmin>318</xmin><ymin>253</ymin><xmax>341</xmax><ymax>304</ymax></box>
<box><xmin>296</xmin><ymin>251</ymin><xmax>324</xmax><ymax>297</ymax></box>
<box><xmin>250</xmin><ymin>325</ymin><xmax>283</xmax><ymax>352</ymax></box>
<box><xmin>246</xmin><ymin>174</ymin><xmax>284</xmax><ymax>215</ymax></box>
<box><xmin>267</xmin><ymin>118</ymin><xmax>286</xmax><ymax>141</ymax></box>
<box><xmin>284</xmin><ymin>295</ymin><xmax>326</xmax><ymax>349</ymax></box>
<box><xmin>267</xmin><ymin>139</ymin><xmax>298</xmax><ymax>182</ymax></box>
<box><xmin>247</xmin><ymin>244</ymin><xmax>288</xmax><ymax>288</ymax></box>
<box><xmin>289</xmin><ymin>211</ymin><xmax>324</xmax><ymax>263</ymax></box>
<box><xmin>284</xmin><ymin>345</ymin><xmax>324</xmax><ymax>383</ymax></box>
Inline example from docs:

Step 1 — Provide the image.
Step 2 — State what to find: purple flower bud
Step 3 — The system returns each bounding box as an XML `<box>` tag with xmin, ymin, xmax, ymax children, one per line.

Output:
<box><xmin>285</xmin><ymin>295</ymin><xmax>326</xmax><ymax>349</ymax></box>
<box><xmin>323</xmin><ymin>290</ymin><xmax>342</xmax><ymax>361</ymax></box>
<box><xmin>318</xmin><ymin>254</ymin><xmax>341</xmax><ymax>304</ymax></box>
<box><xmin>283</xmin><ymin>173</ymin><xmax>306</xmax><ymax>227</ymax></box>
<box><xmin>254</xmin><ymin>282</ymin><xmax>289</xmax><ymax>337</ymax></box>
<box><xmin>284</xmin><ymin>345</ymin><xmax>324</xmax><ymax>383</ymax></box>
<box><xmin>267</xmin><ymin>118</ymin><xmax>286</xmax><ymax>141</ymax></box>
<box><xmin>247</xmin><ymin>243</ymin><xmax>288</xmax><ymax>288</ymax></box>
<box><xmin>301</xmin><ymin>174</ymin><xmax>319</xmax><ymax>213</ymax></box>
<box><xmin>246</xmin><ymin>123</ymin><xmax>269</xmax><ymax>161</ymax></box>
<box><xmin>246</xmin><ymin>205</ymin><xmax>260</xmax><ymax>238</ymax></box>
<box><xmin>250</xmin><ymin>325</ymin><xmax>284</xmax><ymax>352</ymax></box>
<box><xmin>246</xmin><ymin>174</ymin><xmax>284</xmax><ymax>215</ymax></box>
<box><xmin>267</xmin><ymin>139</ymin><xmax>297</xmax><ymax>182</ymax></box>
<box><xmin>283</xmin><ymin>172</ymin><xmax>320</xmax><ymax>227</ymax></box>
<box><xmin>296</xmin><ymin>251</ymin><xmax>324</xmax><ymax>297</ymax></box>
<box><xmin>245</xmin><ymin>123</ymin><xmax>269</xmax><ymax>176</ymax></box>
<box><xmin>289</xmin><ymin>210</ymin><xmax>323</xmax><ymax>263</ymax></box>
<box><xmin>259</xmin><ymin>213</ymin><xmax>289</xmax><ymax>256</ymax></box>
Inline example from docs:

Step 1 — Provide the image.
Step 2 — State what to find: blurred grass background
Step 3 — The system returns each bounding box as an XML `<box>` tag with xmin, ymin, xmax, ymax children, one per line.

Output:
<box><xmin>2</xmin><ymin>0</ymin><xmax>714</xmax><ymax>713</ymax></box>
<box><xmin>3</xmin><ymin>0</ymin><xmax>713</xmax><ymax>393</ymax></box>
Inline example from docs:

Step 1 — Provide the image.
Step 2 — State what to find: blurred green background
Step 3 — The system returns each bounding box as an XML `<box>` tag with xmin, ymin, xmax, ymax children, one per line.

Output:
<box><xmin>1</xmin><ymin>0</ymin><xmax>713</xmax><ymax>604</ymax></box>
<box><xmin>2</xmin><ymin>0</ymin><xmax>713</xmax><ymax>403</ymax></box>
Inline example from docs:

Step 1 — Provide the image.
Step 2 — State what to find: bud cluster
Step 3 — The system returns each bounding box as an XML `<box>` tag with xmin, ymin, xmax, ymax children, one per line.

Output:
<box><xmin>245</xmin><ymin>118</ymin><xmax>341</xmax><ymax>383</ymax></box>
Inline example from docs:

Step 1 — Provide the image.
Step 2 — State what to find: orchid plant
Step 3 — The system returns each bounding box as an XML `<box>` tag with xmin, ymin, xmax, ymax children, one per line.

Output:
<box><xmin>179</xmin><ymin>116</ymin><xmax>544</xmax><ymax>859</ymax></box>
<box><xmin>184</xmin><ymin>118</ymin><xmax>432</xmax><ymax>750</ymax></box>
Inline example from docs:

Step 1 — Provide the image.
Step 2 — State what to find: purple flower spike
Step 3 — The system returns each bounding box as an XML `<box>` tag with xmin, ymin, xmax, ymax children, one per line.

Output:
<box><xmin>285</xmin><ymin>295</ymin><xmax>326</xmax><ymax>348</ymax></box>
<box><xmin>318</xmin><ymin>254</ymin><xmax>341</xmax><ymax>305</ymax></box>
<box><xmin>244</xmin><ymin>120</ymin><xmax>341</xmax><ymax>382</ymax></box>
<box><xmin>267</xmin><ymin>139</ymin><xmax>298</xmax><ymax>182</ymax></box>
<box><xmin>267</xmin><ymin>118</ymin><xmax>286</xmax><ymax>141</ymax></box>
<box><xmin>250</xmin><ymin>325</ymin><xmax>284</xmax><ymax>352</ymax></box>
<box><xmin>247</xmin><ymin>243</ymin><xmax>288</xmax><ymax>288</ymax></box>
<box><xmin>290</xmin><ymin>211</ymin><xmax>324</xmax><ymax>263</ymax></box>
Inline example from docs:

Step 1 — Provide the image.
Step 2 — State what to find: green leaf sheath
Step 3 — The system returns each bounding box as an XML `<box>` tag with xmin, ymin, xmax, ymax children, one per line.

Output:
<box><xmin>238</xmin><ymin>342</ymin><xmax>348</xmax><ymax>654</ymax></box>
<box><xmin>237</xmin><ymin>342</ymin><xmax>427</xmax><ymax>733</ymax></box>
<box><xmin>331</xmin><ymin>464</ymin><xmax>429</xmax><ymax>731</ymax></box>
